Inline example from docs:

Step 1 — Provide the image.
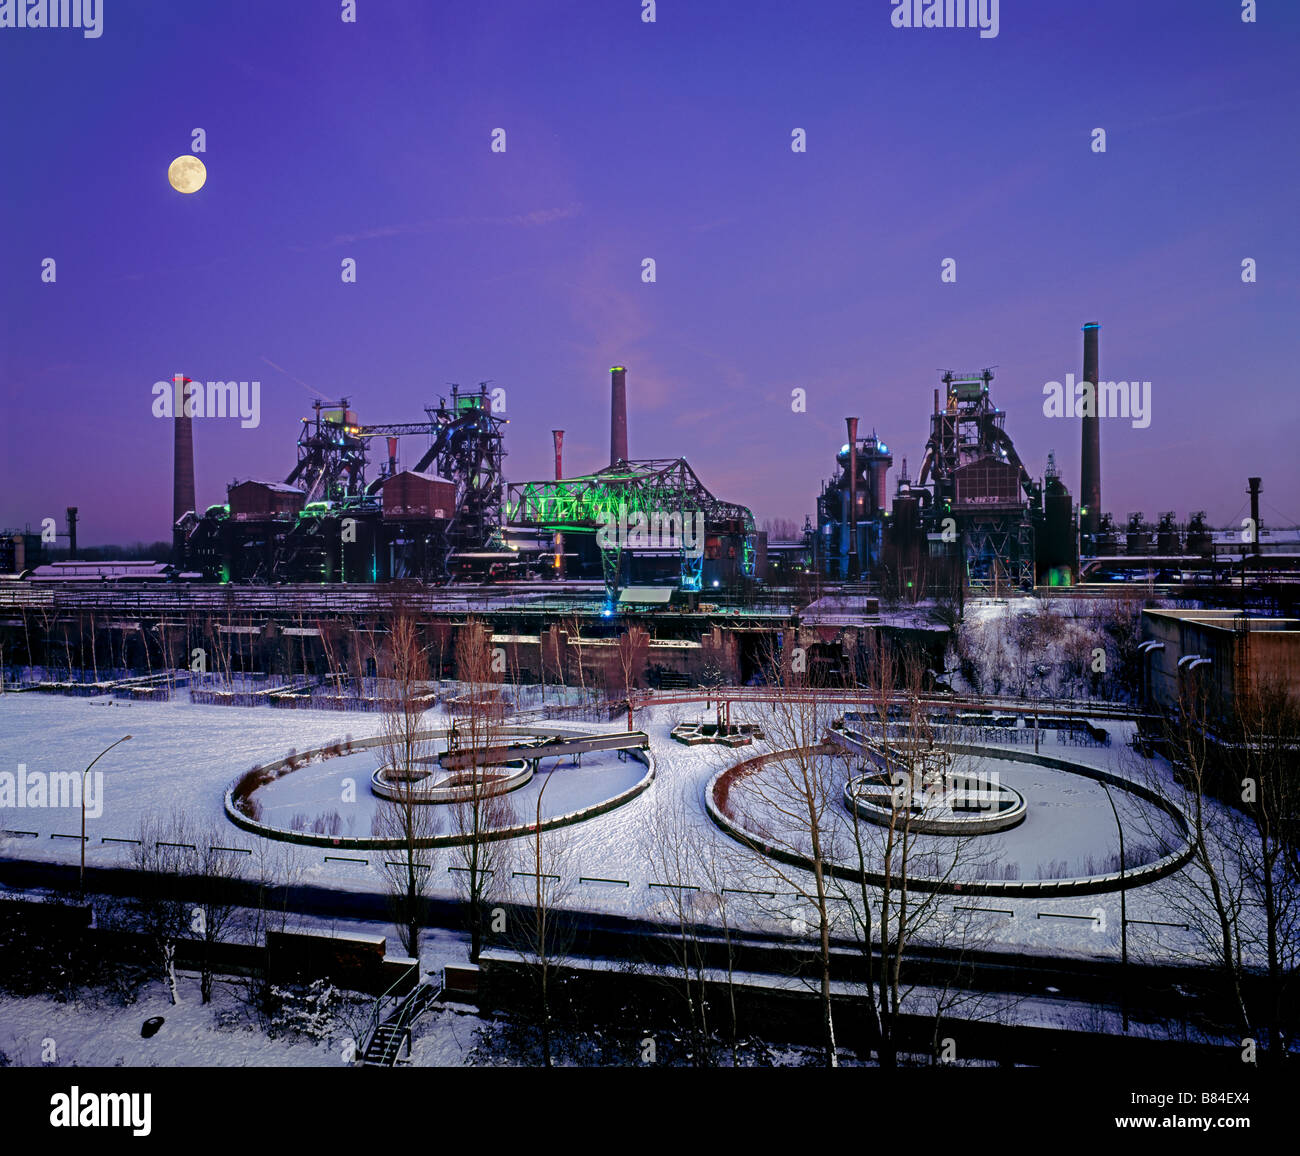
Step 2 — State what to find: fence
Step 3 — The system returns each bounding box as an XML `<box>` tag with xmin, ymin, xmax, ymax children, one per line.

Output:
<box><xmin>858</xmin><ymin>721</ymin><xmax>1112</xmax><ymax>749</ymax></box>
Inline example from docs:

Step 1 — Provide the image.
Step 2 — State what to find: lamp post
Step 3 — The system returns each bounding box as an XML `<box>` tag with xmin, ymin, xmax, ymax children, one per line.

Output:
<box><xmin>1137</xmin><ymin>640</ymin><xmax>1165</xmax><ymax>713</ymax></box>
<box><xmin>81</xmin><ymin>734</ymin><xmax>131</xmax><ymax>898</ymax></box>
<box><xmin>533</xmin><ymin>760</ymin><xmax>559</xmax><ymax>1068</ymax></box>
<box><xmin>1177</xmin><ymin>654</ymin><xmax>1212</xmax><ymax>723</ymax></box>
<box><xmin>1098</xmin><ymin>779</ymin><xmax>1128</xmax><ymax>1032</ymax></box>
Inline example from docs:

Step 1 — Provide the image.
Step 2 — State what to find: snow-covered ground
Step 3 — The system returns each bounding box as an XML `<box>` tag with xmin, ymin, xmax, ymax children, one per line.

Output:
<box><xmin>952</xmin><ymin>594</ymin><xmax>1153</xmax><ymax>701</ymax></box>
<box><xmin>0</xmin><ymin>687</ymin><xmax>1255</xmax><ymax>965</ymax></box>
<box><xmin>253</xmin><ymin>746</ymin><xmax>645</xmax><ymax>837</ymax></box>
<box><xmin>0</xmin><ymin>918</ymin><xmax>481</xmax><ymax>1068</ymax></box>
<box><xmin>727</xmin><ymin>752</ymin><xmax>1179</xmax><ymax>881</ymax></box>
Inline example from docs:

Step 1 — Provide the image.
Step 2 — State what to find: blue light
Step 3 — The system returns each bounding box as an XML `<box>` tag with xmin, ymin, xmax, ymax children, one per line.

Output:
<box><xmin>601</xmin><ymin>607</ymin><xmax>613</xmax><ymax>618</ymax></box>
<box><xmin>712</xmin><ymin>580</ymin><xmax>720</xmax><ymax>587</ymax></box>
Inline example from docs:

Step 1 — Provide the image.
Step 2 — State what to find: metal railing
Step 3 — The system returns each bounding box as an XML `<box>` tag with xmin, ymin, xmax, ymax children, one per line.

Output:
<box><xmin>358</xmin><ymin>960</ymin><xmax>420</xmax><ymax>1064</ymax></box>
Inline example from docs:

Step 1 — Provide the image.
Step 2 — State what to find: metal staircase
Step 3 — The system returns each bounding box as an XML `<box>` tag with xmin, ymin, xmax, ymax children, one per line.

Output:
<box><xmin>361</xmin><ymin>977</ymin><xmax>443</xmax><ymax>1067</ymax></box>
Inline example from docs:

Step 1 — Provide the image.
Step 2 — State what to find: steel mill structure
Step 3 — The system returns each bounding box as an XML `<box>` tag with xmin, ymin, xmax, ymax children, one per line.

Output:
<box><xmin>182</xmin><ymin>383</ymin><xmax>510</xmax><ymax>584</ymax></box>
<box><xmin>813</xmin><ymin>366</ymin><xmax>1077</xmax><ymax>596</ymax></box>
<box><xmin>175</xmin><ymin>368</ymin><xmax>761</xmax><ymax>601</ymax></box>
<box><xmin>14</xmin><ymin>324</ymin><xmax>1295</xmax><ymax>611</ymax></box>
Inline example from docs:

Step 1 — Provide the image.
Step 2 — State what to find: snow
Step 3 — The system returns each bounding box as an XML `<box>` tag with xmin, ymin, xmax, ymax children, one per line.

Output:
<box><xmin>0</xmin><ymin>976</ymin><xmax>353</xmax><ymax>1068</ymax></box>
<box><xmin>252</xmin><ymin>746</ymin><xmax>646</xmax><ymax>837</ymax></box>
<box><xmin>727</xmin><ymin>750</ymin><xmax>1178</xmax><ymax>881</ymax></box>
<box><xmin>0</xmin><ymin>688</ymin><xmax>1262</xmax><ymax>969</ymax></box>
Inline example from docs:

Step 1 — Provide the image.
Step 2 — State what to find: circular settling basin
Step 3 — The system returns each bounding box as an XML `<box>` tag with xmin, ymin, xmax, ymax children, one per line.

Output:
<box><xmin>714</xmin><ymin>746</ymin><xmax>1187</xmax><ymax>889</ymax></box>
<box><xmin>245</xmin><ymin>739</ymin><xmax>647</xmax><ymax>842</ymax></box>
<box><xmin>371</xmin><ymin>758</ymin><xmax>533</xmax><ymax>804</ymax></box>
<box><xmin>845</xmin><ymin>767</ymin><xmax>1027</xmax><ymax>836</ymax></box>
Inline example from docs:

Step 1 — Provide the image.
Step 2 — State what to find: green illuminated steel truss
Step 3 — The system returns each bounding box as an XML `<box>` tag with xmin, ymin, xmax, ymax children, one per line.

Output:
<box><xmin>506</xmin><ymin>458</ymin><xmax>757</xmax><ymax>599</ymax></box>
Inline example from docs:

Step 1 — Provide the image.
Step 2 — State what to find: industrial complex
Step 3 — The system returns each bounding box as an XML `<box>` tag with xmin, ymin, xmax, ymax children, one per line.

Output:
<box><xmin>6</xmin><ymin>321</ymin><xmax>1292</xmax><ymax>601</ymax></box>
<box><xmin>3</xmin><ymin>321</ymin><xmax>1298</xmax><ymax>697</ymax></box>
<box><xmin>6</xmin><ymin>0</ymin><xmax>1300</xmax><ymax>1111</ymax></box>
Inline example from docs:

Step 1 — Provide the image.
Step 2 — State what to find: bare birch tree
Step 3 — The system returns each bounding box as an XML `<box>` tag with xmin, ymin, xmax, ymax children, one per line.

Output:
<box><xmin>451</xmin><ymin>618</ymin><xmax>516</xmax><ymax>962</ymax></box>
<box><xmin>729</xmin><ymin>658</ymin><xmax>841</xmax><ymax>1067</ymax></box>
<box><xmin>372</xmin><ymin>610</ymin><xmax>439</xmax><ymax>958</ymax></box>
<box><xmin>506</xmin><ymin>761</ymin><xmax>577</xmax><ymax>1066</ymax></box>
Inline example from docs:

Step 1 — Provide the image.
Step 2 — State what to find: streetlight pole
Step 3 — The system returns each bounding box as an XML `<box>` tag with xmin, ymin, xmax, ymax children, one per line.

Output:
<box><xmin>1099</xmin><ymin>779</ymin><xmax>1128</xmax><ymax>1033</ymax></box>
<box><xmin>533</xmin><ymin>760</ymin><xmax>557</xmax><ymax>1067</ymax></box>
<box><xmin>81</xmin><ymin>734</ymin><xmax>131</xmax><ymax>899</ymax></box>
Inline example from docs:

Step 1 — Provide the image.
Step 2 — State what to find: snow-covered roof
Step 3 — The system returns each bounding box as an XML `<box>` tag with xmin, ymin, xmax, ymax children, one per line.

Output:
<box><xmin>231</xmin><ymin>479</ymin><xmax>304</xmax><ymax>495</ymax></box>
<box><xmin>384</xmin><ymin>470</ymin><xmax>455</xmax><ymax>486</ymax></box>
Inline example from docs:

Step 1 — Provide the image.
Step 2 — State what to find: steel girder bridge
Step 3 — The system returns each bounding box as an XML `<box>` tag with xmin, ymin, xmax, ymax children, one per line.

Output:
<box><xmin>505</xmin><ymin>458</ymin><xmax>758</xmax><ymax>602</ymax></box>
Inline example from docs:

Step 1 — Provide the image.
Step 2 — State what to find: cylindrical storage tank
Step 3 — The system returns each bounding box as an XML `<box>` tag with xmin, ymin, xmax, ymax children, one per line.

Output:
<box><xmin>1186</xmin><ymin>514</ymin><xmax>1212</xmax><ymax>558</ymax></box>
<box><xmin>1125</xmin><ymin>516</ymin><xmax>1152</xmax><ymax>556</ymax></box>
<box><xmin>1156</xmin><ymin>516</ymin><xmax>1181</xmax><ymax>556</ymax></box>
<box><xmin>1042</xmin><ymin>486</ymin><xmax>1075</xmax><ymax>571</ymax></box>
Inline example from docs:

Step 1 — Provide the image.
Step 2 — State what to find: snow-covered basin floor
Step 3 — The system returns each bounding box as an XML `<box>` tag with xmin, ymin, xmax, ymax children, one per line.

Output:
<box><xmin>254</xmin><ymin>747</ymin><xmax>645</xmax><ymax>837</ymax></box>
<box><xmin>0</xmin><ymin>691</ymin><xmax>1246</xmax><ymax>965</ymax></box>
<box><xmin>727</xmin><ymin>756</ymin><xmax>1179</xmax><ymax>880</ymax></box>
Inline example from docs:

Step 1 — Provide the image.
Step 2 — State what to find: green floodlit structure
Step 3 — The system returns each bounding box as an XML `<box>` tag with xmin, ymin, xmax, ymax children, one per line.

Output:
<box><xmin>506</xmin><ymin>458</ymin><xmax>758</xmax><ymax>598</ymax></box>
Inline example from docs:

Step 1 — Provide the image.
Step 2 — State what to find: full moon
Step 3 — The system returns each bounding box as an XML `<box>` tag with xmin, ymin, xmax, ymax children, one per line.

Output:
<box><xmin>168</xmin><ymin>155</ymin><xmax>207</xmax><ymax>194</ymax></box>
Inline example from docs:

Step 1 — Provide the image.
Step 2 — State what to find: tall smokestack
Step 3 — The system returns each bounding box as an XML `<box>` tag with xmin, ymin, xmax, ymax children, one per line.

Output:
<box><xmin>610</xmin><ymin>366</ymin><xmax>628</xmax><ymax>466</ymax></box>
<box><xmin>172</xmin><ymin>373</ymin><xmax>196</xmax><ymax>564</ymax></box>
<box><xmin>1248</xmin><ymin>477</ymin><xmax>1262</xmax><ymax>557</ymax></box>
<box><xmin>66</xmin><ymin>507</ymin><xmax>78</xmax><ymax>560</ymax></box>
<box><xmin>846</xmin><ymin>417</ymin><xmax>859</xmax><ymax>580</ymax></box>
<box><xmin>1080</xmin><ymin>323</ymin><xmax>1101</xmax><ymax>547</ymax></box>
<box><xmin>553</xmin><ymin>430</ymin><xmax>566</xmax><ymax>577</ymax></box>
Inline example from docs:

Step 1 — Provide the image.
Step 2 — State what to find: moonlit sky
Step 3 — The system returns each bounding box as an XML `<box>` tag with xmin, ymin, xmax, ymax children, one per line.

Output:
<box><xmin>2</xmin><ymin>0</ymin><xmax>1297</xmax><ymax>546</ymax></box>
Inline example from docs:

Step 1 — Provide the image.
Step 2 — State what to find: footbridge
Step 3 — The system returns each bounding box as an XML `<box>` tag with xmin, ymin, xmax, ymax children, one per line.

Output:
<box><xmin>437</xmin><ymin>729</ymin><xmax>650</xmax><ymax>770</ymax></box>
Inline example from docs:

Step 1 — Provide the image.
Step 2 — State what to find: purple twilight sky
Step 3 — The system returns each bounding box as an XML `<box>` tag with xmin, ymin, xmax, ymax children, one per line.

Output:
<box><xmin>2</xmin><ymin>0</ymin><xmax>1298</xmax><ymax>547</ymax></box>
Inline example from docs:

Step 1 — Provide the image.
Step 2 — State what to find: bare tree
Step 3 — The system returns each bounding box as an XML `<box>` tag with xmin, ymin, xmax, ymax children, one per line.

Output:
<box><xmin>130</xmin><ymin>810</ymin><xmax>197</xmax><ymax>1005</ymax></box>
<box><xmin>729</xmin><ymin>660</ymin><xmax>841</xmax><ymax>1067</ymax></box>
<box><xmin>839</xmin><ymin>638</ymin><xmax>1001</xmax><ymax>1066</ymax></box>
<box><xmin>614</xmin><ymin>625</ymin><xmax>650</xmax><ymax>731</ymax></box>
<box><xmin>185</xmin><ymin>824</ymin><xmax>251</xmax><ymax>1003</ymax></box>
<box><xmin>371</xmin><ymin>611</ymin><xmax>440</xmax><ymax>958</ymax></box>
<box><xmin>1223</xmin><ymin>674</ymin><xmax>1300</xmax><ymax>1063</ymax></box>
<box><xmin>506</xmin><ymin>761</ymin><xmax>578</xmax><ymax>1066</ymax></box>
<box><xmin>450</xmin><ymin>618</ymin><xmax>516</xmax><ymax>962</ymax></box>
<box><xmin>638</xmin><ymin>785</ymin><xmax>753</xmax><ymax>1066</ymax></box>
<box><xmin>639</xmin><ymin>794</ymin><xmax>719</xmax><ymax>1066</ymax></box>
<box><xmin>236</xmin><ymin>839</ymin><xmax>306</xmax><ymax>1028</ymax></box>
<box><xmin>1129</xmin><ymin>667</ymin><xmax>1253</xmax><ymax>1040</ymax></box>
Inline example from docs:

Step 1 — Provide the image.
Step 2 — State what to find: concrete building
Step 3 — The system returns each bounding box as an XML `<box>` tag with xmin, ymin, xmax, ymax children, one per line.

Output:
<box><xmin>1140</xmin><ymin>608</ymin><xmax>1300</xmax><ymax>717</ymax></box>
